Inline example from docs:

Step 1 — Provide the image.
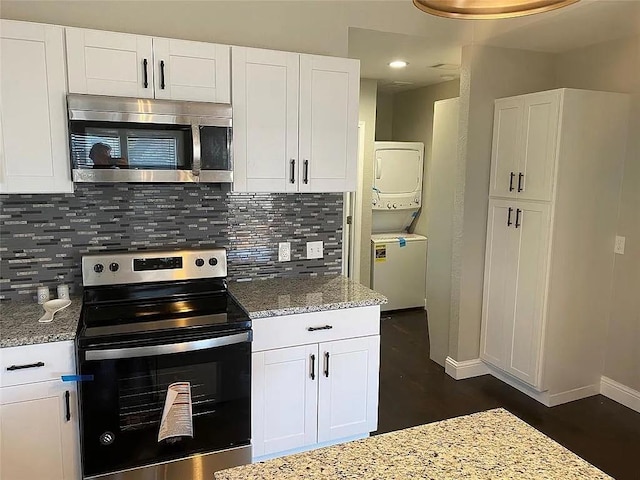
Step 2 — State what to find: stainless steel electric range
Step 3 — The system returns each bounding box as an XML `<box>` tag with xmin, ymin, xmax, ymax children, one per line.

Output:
<box><xmin>76</xmin><ymin>249</ymin><xmax>251</xmax><ymax>480</ymax></box>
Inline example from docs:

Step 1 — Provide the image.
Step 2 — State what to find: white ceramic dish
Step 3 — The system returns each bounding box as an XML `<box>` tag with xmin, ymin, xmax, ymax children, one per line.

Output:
<box><xmin>39</xmin><ymin>299</ymin><xmax>72</xmax><ymax>323</ymax></box>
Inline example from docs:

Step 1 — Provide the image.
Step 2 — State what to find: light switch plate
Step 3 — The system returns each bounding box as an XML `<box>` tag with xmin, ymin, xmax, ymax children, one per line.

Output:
<box><xmin>306</xmin><ymin>241</ymin><xmax>323</xmax><ymax>259</ymax></box>
<box><xmin>614</xmin><ymin>236</ymin><xmax>625</xmax><ymax>255</ymax></box>
<box><xmin>278</xmin><ymin>242</ymin><xmax>291</xmax><ymax>262</ymax></box>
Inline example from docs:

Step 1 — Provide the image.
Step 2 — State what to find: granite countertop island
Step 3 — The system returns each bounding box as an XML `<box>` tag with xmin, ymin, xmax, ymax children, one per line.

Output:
<box><xmin>229</xmin><ymin>275</ymin><xmax>387</xmax><ymax>319</ymax></box>
<box><xmin>0</xmin><ymin>297</ymin><xmax>82</xmax><ymax>348</ymax></box>
<box><xmin>216</xmin><ymin>408</ymin><xmax>610</xmax><ymax>480</ymax></box>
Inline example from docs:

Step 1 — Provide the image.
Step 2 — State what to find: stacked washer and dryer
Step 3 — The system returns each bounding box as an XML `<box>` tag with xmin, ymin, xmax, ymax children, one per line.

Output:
<box><xmin>370</xmin><ymin>142</ymin><xmax>427</xmax><ymax>312</ymax></box>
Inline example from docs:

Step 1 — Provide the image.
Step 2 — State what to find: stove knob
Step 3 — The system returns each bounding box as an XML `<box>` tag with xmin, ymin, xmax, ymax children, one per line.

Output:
<box><xmin>109</xmin><ymin>262</ymin><xmax>119</xmax><ymax>272</ymax></box>
<box><xmin>387</xmin><ymin>203</ymin><xmax>392</xmax><ymax>209</ymax></box>
<box><xmin>393</xmin><ymin>203</ymin><xmax>397</xmax><ymax>209</ymax></box>
<box><xmin>93</xmin><ymin>263</ymin><xmax>104</xmax><ymax>273</ymax></box>
<box><xmin>209</xmin><ymin>257</ymin><xmax>218</xmax><ymax>266</ymax></box>
<box><xmin>195</xmin><ymin>258</ymin><xmax>205</xmax><ymax>267</ymax></box>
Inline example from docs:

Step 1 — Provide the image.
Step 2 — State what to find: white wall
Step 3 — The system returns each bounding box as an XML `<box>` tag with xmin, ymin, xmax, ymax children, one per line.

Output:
<box><xmin>358</xmin><ymin>79</ymin><xmax>378</xmax><ymax>287</ymax></box>
<box><xmin>449</xmin><ymin>45</ymin><xmax>556</xmax><ymax>361</ymax></box>
<box><xmin>423</xmin><ymin>98</ymin><xmax>460</xmax><ymax>367</ymax></box>
<box><xmin>555</xmin><ymin>35</ymin><xmax>640</xmax><ymax>392</ymax></box>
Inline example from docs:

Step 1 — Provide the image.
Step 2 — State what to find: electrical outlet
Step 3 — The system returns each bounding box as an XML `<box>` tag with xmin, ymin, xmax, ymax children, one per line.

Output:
<box><xmin>614</xmin><ymin>236</ymin><xmax>625</xmax><ymax>255</ymax></box>
<box><xmin>306</xmin><ymin>241</ymin><xmax>323</xmax><ymax>259</ymax></box>
<box><xmin>278</xmin><ymin>242</ymin><xmax>291</xmax><ymax>262</ymax></box>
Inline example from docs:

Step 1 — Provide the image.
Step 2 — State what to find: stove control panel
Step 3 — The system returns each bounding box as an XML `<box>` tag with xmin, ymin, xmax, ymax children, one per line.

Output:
<box><xmin>82</xmin><ymin>249</ymin><xmax>228</xmax><ymax>287</ymax></box>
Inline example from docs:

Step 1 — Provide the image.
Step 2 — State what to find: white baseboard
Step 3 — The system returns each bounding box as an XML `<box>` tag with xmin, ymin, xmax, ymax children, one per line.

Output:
<box><xmin>445</xmin><ymin>357</ymin><xmax>490</xmax><ymax>380</ymax></box>
<box><xmin>547</xmin><ymin>384</ymin><xmax>600</xmax><ymax>407</ymax></box>
<box><xmin>600</xmin><ymin>376</ymin><xmax>640</xmax><ymax>413</ymax></box>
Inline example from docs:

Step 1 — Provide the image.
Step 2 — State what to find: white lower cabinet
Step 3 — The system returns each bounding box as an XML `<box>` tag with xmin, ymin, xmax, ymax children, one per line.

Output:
<box><xmin>317</xmin><ymin>336</ymin><xmax>380</xmax><ymax>443</ymax></box>
<box><xmin>0</xmin><ymin>341</ymin><xmax>80</xmax><ymax>480</ymax></box>
<box><xmin>251</xmin><ymin>307</ymin><xmax>380</xmax><ymax>459</ymax></box>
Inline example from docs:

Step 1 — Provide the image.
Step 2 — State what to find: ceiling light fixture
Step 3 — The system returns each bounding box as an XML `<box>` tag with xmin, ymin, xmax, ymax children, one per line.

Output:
<box><xmin>389</xmin><ymin>60</ymin><xmax>408</xmax><ymax>68</ymax></box>
<box><xmin>413</xmin><ymin>0</ymin><xmax>580</xmax><ymax>19</ymax></box>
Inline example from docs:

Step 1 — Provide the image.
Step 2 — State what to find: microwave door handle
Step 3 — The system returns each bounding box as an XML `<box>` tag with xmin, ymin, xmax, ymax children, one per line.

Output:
<box><xmin>376</xmin><ymin>158</ymin><xmax>382</xmax><ymax>179</ymax></box>
<box><xmin>192</xmin><ymin>123</ymin><xmax>201</xmax><ymax>177</ymax></box>
<box><xmin>84</xmin><ymin>331</ymin><xmax>250</xmax><ymax>361</ymax></box>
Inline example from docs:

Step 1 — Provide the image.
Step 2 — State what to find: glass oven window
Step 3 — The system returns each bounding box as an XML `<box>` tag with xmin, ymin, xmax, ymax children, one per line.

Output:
<box><xmin>79</xmin><ymin>340</ymin><xmax>251</xmax><ymax>477</ymax></box>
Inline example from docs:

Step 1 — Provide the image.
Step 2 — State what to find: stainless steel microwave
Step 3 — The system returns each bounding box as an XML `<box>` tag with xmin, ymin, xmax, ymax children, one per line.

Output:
<box><xmin>67</xmin><ymin>94</ymin><xmax>232</xmax><ymax>183</ymax></box>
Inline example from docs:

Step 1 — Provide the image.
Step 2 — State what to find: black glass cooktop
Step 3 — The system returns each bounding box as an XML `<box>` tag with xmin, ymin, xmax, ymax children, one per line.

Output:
<box><xmin>78</xmin><ymin>279</ymin><xmax>251</xmax><ymax>349</ymax></box>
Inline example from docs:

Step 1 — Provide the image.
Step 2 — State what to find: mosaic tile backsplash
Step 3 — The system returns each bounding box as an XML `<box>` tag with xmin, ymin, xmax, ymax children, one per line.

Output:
<box><xmin>0</xmin><ymin>184</ymin><xmax>343</xmax><ymax>301</ymax></box>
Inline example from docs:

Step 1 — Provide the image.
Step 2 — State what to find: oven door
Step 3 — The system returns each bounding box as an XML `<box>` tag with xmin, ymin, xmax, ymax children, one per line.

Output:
<box><xmin>77</xmin><ymin>330</ymin><xmax>251</xmax><ymax>478</ymax></box>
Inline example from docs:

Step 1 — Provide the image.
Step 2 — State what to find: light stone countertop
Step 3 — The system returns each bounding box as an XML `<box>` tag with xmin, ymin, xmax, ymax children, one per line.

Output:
<box><xmin>229</xmin><ymin>276</ymin><xmax>387</xmax><ymax>319</ymax></box>
<box><xmin>215</xmin><ymin>408</ymin><xmax>611</xmax><ymax>480</ymax></box>
<box><xmin>0</xmin><ymin>297</ymin><xmax>82</xmax><ymax>348</ymax></box>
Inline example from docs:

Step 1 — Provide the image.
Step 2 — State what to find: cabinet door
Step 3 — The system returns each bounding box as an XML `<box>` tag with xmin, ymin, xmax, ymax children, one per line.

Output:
<box><xmin>153</xmin><ymin>38</ymin><xmax>230</xmax><ymax>103</ymax></box>
<box><xmin>489</xmin><ymin>98</ymin><xmax>523</xmax><ymax>199</ymax></box>
<box><xmin>66</xmin><ymin>28</ymin><xmax>153</xmax><ymax>98</ymax></box>
<box><xmin>299</xmin><ymin>55</ymin><xmax>359</xmax><ymax>193</ymax></box>
<box><xmin>0</xmin><ymin>382</ymin><xmax>80</xmax><ymax>480</ymax></box>
<box><xmin>518</xmin><ymin>91</ymin><xmax>560</xmax><ymax>202</ymax></box>
<box><xmin>252</xmin><ymin>345</ymin><xmax>318</xmax><ymax>457</ymax></box>
<box><xmin>317</xmin><ymin>335</ymin><xmax>379</xmax><ymax>443</ymax></box>
<box><xmin>232</xmin><ymin>47</ymin><xmax>299</xmax><ymax>192</ymax></box>
<box><xmin>480</xmin><ymin>199</ymin><xmax>519</xmax><ymax>369</ymax></box>
<box><xmin>507</xmin><ymin>201</ymin><xmax>551</xmax><ymax>388</ymax></box>
<box><xmin>0</xmin><ymin>21</ymin><xmax>72</xmax><ymax>194</ymax></box>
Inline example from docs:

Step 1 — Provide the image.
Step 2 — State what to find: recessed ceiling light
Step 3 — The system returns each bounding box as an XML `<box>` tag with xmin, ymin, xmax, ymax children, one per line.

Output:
<box><xmin>389</xmin><ymin>60</ymin><xmax>408</xmax><ymax>69</ymax></box>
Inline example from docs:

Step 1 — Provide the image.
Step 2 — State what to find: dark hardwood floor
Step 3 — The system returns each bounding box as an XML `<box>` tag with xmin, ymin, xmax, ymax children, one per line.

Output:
<box><xmin>375</xmin><ymin>309</ymin><xmax>640</xmax><ymax>480</ymax></box>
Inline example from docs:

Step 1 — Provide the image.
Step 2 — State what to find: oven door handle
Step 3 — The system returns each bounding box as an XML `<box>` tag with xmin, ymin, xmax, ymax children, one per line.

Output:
<box><xmin>84</xmin><ymin>331</ymin><xmax>250</xmax><ymax>361</ymax></box>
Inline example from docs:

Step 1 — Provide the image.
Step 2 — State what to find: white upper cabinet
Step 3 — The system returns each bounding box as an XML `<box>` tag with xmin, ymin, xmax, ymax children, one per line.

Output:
<box><xmin>233</xmin><ymin>48</ymin><xmax>360</xmax><ymax>193</ymax></box>
<box><xmin>0</xmin><ymin>20</ymin><xmax>73</xmax><ymax>194</ymax></box>
<box><xmin>298</xmin><ymin>54</ymin><xmax>359</xmax><ymax>193</ymax></box>
<box><xmin>153</xmin><ymin>38</ymin><xmax>230</xmax><ymax>103</ymax></box>
<box><xmin>66</xmin><ymin>28</ymin><xmax>230</xmax><ymax>102</ymax></box>
<box><xmin>66</xmin><ymin>28</ymin><xmax>154</xmax><ymax>98</ymax></box>
<box><xmin>489</xmin><ymin>90</ymin><xmax>560</xmax><ymax>202</ymax></box>
<box><xmin>519</xmin><ymin>91</ymin><xmax>560</xmax><ymax>202</ymax></box>
<box><xmin>489</xmin><ymin>98</ymin><xmax>522</xmax><ymax>199</ymax></box>
<box><xmin>232</xmin><ymin>47</ymin><xmax>299</xmax><ymax>192</ymax></box>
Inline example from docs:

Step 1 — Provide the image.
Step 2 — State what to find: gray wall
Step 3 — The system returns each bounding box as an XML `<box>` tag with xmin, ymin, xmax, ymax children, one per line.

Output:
<box><xmin>0</xmin><ymin>185</ymin><xmax>343</xmax><ymax>302</ymax></box>
<box><xmin>391</xmin><ymin>80</ymin><xmax>461</xmax><ymax>237</ymax></box>
<box><xmin>555</xmin><ymin>35</ymin><xmax>640</xmax><ymax>392</ymax></box>
<box><xmin>375</xmin><ymin>91</ymin><xmax>394</xmax><ymax>141</ymax></box>
<box><xmin>357</xmin><ymin>79</ymin><xmax>378</xmax><ymax>287</ymax></box>
<box><xmin>449</xmin><ymin>45</ymin><xmax>556</xmax><ymax>362</ymax></box>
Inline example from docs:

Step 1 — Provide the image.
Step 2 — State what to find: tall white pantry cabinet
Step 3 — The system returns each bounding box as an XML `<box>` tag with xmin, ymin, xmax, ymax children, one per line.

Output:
<box><xmin>480</xmin><ymin>89</ymin><xmax>629</xmax><ymax>406</ymax></box>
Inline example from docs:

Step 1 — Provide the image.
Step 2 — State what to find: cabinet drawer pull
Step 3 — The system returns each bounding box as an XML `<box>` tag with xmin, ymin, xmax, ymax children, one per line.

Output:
<box><xmin>6</xmin><ymin>361</ymin><xmax>45</xmax><ymax>371</ymax></box>
<box><xmin>310</xmin><ymin>354</ymin><xmax>316</xmax><ymax>380</ymax></box>
<box><xmin>64</xmin><ymin>390</ymin><xmax>71</xmax><ymax>422</ymax></box>
<box><xmin>143</xmin><ymin>58</ymin><xmax>149</xmax><ymax>88</ymax></box>
<box><xmin>290</xmin><ymin>159</ymin><xmax>296</xmax><ymax>183</ymax></box>
<box><xmin>324</xmin><ymin>352</ymin><xmax>330</xmax><ymax>378</ymax></box>
<box><xmin>509</xmin><ymin>172</ymin><xmax>515</xmax><ymax>192</ymax></box>
<box><xmin>307</xmin><ymin>325</ymin><xmax>333</xmax><ymax>332</ymax></box>
<box><xmin>515</xmin><ymin>208</ymin><xmax>522</xmax><ymax>228</ymax></box>
<box><xmin>518</xmin><ymin>172</ymin><xmax>524</xmax><ymax>192</ymax></box>
<box><xmin>160</xmin><ymin>60</ymin><xmax>166</xmax><ymax>89</ymax></box>
<box><xmin>303</xmin><ymin>159</ymin><xmax>309</xmax><ymax>184</ymax></box>
<box><xmin>507</xmin><ymin>207</ymin><xmax>513</xmax><ymax>227</ymax></box>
